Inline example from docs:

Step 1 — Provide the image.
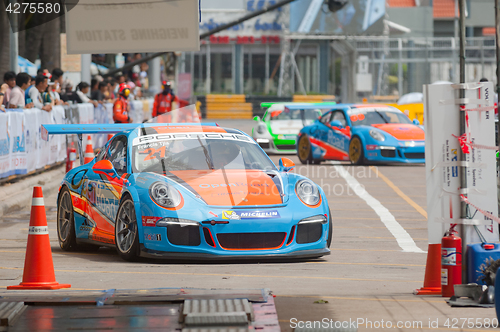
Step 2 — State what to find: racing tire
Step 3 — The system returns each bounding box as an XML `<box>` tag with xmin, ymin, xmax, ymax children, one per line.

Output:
<box><xmin>327</xmin><ymin>209</ymin><xmax>333</xmax><ymax>248</ymax></box>
<box><xmin>349</xmin><ymin>136</ymin><xmax>365</xmax><ymax>165</ymax></box>
<box><xmin>57</xmin><ymin>187</ymin><xmax>78</xmax><ymax>251</ymax></box>
<box><xmin>298</xmin><ymin>135</ymin><xmax>314</xmax><ymax>164</ymax></box>
<box><xmin>115</xmin><ymin>196</ymin><xmax>140</xmax><ymax>262</ymax></box>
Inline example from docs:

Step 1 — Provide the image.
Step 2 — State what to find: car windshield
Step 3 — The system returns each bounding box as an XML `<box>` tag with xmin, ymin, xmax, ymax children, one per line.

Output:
<box><xmin>267</xmin><ymin>108</ymin><xmax>321</xmax><ymax>121</ymax></box>
<box><xmin>132</xmin><ymin>133</ymin><xmax>277</xmax><ymax>173</ymax></box>
<box><xmin>348</xmin><ymin>108</ymin><xmax>412</xmax><ymax>126</ymax></box>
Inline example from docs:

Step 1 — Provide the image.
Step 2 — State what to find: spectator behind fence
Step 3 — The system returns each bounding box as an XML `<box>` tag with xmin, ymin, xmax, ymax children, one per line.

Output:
<box><xmin>76</xmin><ymin>82</ymin><xmax>98</xmax><ymax>107</ymax></box>
<box><xmin>29</xmin><ymin>75</ymin><xmax>52</xmax><ymax>112</ymax></box>
<box><xmin>3</xmin><ymin>71</ymin><xmax>16</xmax><ymax>107</ymax></box>
<box><xmin>107</xmin><ymin>78</ymin><xmax>117</xmax><ymax>100</ymax></box>
<box><xmin>25</xmin><ymin>75</ymin><xmax>35</xmax><ymax>103</ymax></box>
<box><xmin>0</xmin><ymin>83</ymin><xmax>8</xmax><ymax>111</ymax></box>
<box><xmin>60</xmin><ymin>79</ymin><xmax>77</xmax><ymax>103</ymax></box>
<box><xmin>91</xmin><ymin>81</ymin><xmax>107</xmax><ymax>103</ymax></box>
<box><xmin>8</xmin><ymin>73</ymin><xmax>33</xmax><ymax>109</ymax></box>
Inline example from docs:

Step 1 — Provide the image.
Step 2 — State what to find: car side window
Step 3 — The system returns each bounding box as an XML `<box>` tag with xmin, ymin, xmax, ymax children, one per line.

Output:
<box><xmin>331</xmin><ymin>111</ymin><xmax>347</xmax><ymax>127</ymax></box>
<box><xmin>320</xmin><ymin>112</ymin><xmax>332</xmax><ymax>125</ymax></box>
<box><xmin>105</xmin><ymin>136</ymin><xmax>128</xmax><ymax>175</ymax></box>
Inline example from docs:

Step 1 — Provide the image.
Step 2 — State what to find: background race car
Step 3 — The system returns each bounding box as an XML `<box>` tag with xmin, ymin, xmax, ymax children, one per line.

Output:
<box><xmin>44</xmin><ymin>123</ymin><xmax>332</xmax><ymax>261</ymax></box>
<box><xmin>252</xmin><ymin>103</ymin><xmax>336</xmax><ymax>154</ymax></box>
<box><xmin>297</xmin><ymin>104</ymin><xmax>425</xmax><ymax>165</ymax></box>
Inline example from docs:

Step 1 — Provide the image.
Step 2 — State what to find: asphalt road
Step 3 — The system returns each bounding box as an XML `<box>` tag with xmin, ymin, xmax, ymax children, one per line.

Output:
<box><xmin>0</xmin><ymin>119</ymin><xmax>497</xmax><ymax>331</ymax></box>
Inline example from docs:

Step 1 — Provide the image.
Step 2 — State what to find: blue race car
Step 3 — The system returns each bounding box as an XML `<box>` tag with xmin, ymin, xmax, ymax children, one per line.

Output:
<box><xmin>43</xmin><ymin>123</ymin><xmax>332</xmax><ymax>261</ymax></box>
<box><xmin>296</xmin><ymin>104</ymin><xmax>425</xmax><ymax>165</ymax></box>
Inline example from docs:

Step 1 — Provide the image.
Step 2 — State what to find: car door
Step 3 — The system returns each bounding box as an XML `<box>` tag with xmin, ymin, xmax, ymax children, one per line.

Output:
<box><xmin>83</xmin><ymin>135</ymin><xmax>129</xmax><ymax>245</ymax></box>
<box><xmin>324</xmin><ymin>110</ymin><xmax>351</xmax><ymax>160</ymax></box>
<box><xmin>316</xmin><ymin>111</ymin><xmax>332</xmax><ymax>143</ymax></box>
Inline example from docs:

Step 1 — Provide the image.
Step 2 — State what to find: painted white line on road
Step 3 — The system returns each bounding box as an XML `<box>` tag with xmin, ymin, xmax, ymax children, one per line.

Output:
<box><xmin>333</xmin><ymin>164</ymin><xmax>425</xmax><ymax>253</ymax></box>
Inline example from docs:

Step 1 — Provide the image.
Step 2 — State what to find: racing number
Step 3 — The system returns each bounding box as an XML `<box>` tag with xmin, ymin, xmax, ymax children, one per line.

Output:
<box><xmin>140</xmin><ymin>146</ymin><xmax>166</xmax><ymax>161</ymax></box>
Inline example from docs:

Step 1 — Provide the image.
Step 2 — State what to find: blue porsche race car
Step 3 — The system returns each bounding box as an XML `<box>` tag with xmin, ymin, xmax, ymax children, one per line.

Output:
<box><xmin>42</xmin><ymin>123</ymin><xmax>331</xmax><ymax>261</ymax></box>
<box><xmin>296</xmin><ymin>104</ymin><xmax>425</xmax><ymax>165</ymax></box>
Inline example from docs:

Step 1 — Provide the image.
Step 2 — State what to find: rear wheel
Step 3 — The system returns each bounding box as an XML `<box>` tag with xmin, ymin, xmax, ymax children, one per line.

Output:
<box><xmin>57</xmin><ymin>187</ymin><xmax>77</xmax><ymax>251</ymax></box>
<box><xmin>349</xmin><ymin>136</ymin><xmax>365</xmax><ymax>165</ymax></box>
<box><xmin>115</xmin><ymin>197</ymin><xmax>139</xmax><ymax>262</ymax></box>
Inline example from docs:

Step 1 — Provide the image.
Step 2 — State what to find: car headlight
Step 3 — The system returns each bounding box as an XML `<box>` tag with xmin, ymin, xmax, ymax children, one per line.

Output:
<box><xmin>149</xmin><ymin>182</ymin><xmax>182</xmax><ymax>208</ymax></box>
<box><xmin>298</xmin><ymin>214</ymin><xmax>327</xmax><ymax>224</ymax></box>
<box><xmin>156</xmin><ymin>217</ymin><xmax>199</xmax><ymax>227</ymax></box>
<box><xmin>295</xmin><ymin>180</ymin><xmax>320</xmax><ymax>206</ymax></box>
<box><xmin>257</xmin><ymin>124</ymin><xmax>267</xmax><ymax>134</ymax></box>
<box><xmin>369</xmin><ymin>129</ymin><xmax>385</xmax><ymax>141</ymax></box>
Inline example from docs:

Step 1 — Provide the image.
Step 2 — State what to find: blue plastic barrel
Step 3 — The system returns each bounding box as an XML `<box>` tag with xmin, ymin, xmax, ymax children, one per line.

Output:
<box><xmin>467</xmin><ymin>243</ymin><xmax>500</xmax><ymax>285</ymax></box>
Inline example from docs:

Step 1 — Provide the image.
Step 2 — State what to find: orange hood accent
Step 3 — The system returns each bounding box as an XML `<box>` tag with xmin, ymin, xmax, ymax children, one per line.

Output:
<box><xmin>371</xmin><ymin>123</ymin><xmax>424</xmax><ymax>141</ymax></box>
<box><xmin>170</xmin><ymin>169</ymin><xmax>282</xmax><ymax>207</ymax></box>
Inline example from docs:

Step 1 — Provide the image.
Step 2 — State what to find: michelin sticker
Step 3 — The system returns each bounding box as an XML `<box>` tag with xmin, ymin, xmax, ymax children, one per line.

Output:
<box><xmin>222</xmin><ymin>210</ymin><xmax>280</xmax><ymax>220</ymax></box>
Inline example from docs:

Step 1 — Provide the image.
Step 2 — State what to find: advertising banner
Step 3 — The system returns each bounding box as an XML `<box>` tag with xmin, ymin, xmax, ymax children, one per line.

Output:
<box><xmin>65</xmin><ymin>0</ymin><xmax>200</xmax><ymax>54</ymax></box>
<box><xmin>38</xmin><ymin>110</ymin><xmax>52</xmax><ymax>169</ymax></box>
<box><xmin>23</xmin><ymin>108</ymin><xmax>39</xmax><ymax>173</ymax></box>
<box><xmin>130</xmin><ymin>100</ymin><xmax>145</xmax><ymax>123</ymax></box>
<box><xmin>8</xmin><ymin>111</ymin><xmax>27</xmax><ymax>175</ymax></box>
<box><xmin>0</xmin><ymin>112</ymin><xmax>11</xmax><ymax>178</ymax></box>
<box><xmin>424</xmin><ymin>82</ymin><xmax>498</xmax><ymax>244</ymax></box>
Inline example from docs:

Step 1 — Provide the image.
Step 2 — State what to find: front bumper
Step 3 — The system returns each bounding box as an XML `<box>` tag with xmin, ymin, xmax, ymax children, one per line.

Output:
<box><xmin>254</xmin><ymin>137</ymin><xmax>297</xmax><ymax>154</ymax></box>
<box><xmin>364</xmin><ymin>144</ymin><xmax>425</xmax><ymax>163</ymax></box>
<box><xmin>140</xmin><ymin>246</ymin><xmax>330</xmax><ymax>260</ymax></box>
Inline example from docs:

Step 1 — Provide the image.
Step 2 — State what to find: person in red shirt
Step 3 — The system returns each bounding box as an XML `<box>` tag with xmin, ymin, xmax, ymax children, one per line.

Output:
<box><xmin>152</xmin><ymin>81</ymin><xmax>179</xmax><ymax>118</ymax></box>
<box><xmin>113</xmin><ymin>83</ymin><xmax>133</xmax><ymax>123</ymax></box>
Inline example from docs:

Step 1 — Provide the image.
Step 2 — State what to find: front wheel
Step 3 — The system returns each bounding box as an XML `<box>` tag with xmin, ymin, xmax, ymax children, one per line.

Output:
<box><xmin>115</xmin><ymin>197</ymin><xmax>140</xmax><ymax>262</ymax></box>
<box><xmin>57</xmin><ymin>187</ymin><xmax>78</xmax><ymax>251</ymax></box>
<box><xmin>349</xmin><ymin>136</ymin><xmax>365</xmax><ymax>165</ymax></box>
<box><xmin>298</xmin><ymin>135</ymin><xmax>313</xmax><ymax>164</ymax></box>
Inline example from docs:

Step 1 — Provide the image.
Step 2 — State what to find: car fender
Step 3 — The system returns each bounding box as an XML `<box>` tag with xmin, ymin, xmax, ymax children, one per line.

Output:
<box><xmin>120</xmin><ymin>186</ymin><xmax>144</xmax><ymax>244</ymax></box>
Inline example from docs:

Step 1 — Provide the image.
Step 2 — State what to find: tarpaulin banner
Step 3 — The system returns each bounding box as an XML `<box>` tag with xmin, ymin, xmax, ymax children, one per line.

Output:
<box><xmin>0</xmin><ymin>99</ymin><xmax>150</xmax><ymax>179</ymax></box>
<box><xmin>23</xmin><ymin>108</ymin><xmax>39</xmax><ymax>173</ymax></box>
<box><xmin>8</xmin><ymin>110</ymin><xmax>27</xmax><ymax>175</ymax></box>
<box><xmin>130</xmin><ymin>100</ymin><xmax>144</xmax><ymax>123</ymax></box>
<box><xmin>0</xmin><ymin>111</ymin><xmax>11</xmax><ymax>178</ymax></box>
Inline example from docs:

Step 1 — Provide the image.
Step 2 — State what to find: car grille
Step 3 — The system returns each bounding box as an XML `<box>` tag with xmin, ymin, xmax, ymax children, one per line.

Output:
<box><xmin>380</xmin><ymin>149</ymin><xmax>396</xmax><ymax>158</ymax></box>
<box><xmin>258</xmin><ymin>142</ymin><xmax>270</xmax><ymax>149</ymax></box>
<box><xmin>404</xmin><ymin>152</ymin><xmax>425</xmax><ymax>159</ymax></box>
<box><xmin>276</xmin><ymin>144</ymin><xmax>296</xmax><ymax>150</ymax></box>
<box><xmin>166</xmin><ymin>224</ymin><xmax>201</xmax><ymax>246</ymax></box>
<box><xmin>217</xmin><ymin>232</ymin><xmax>286</xmax><ymax>250</ymax></box>
<box><xmin>296</xmin><ymin>223</ymin><xmax>322</xmax><ymax>244</ymax></box>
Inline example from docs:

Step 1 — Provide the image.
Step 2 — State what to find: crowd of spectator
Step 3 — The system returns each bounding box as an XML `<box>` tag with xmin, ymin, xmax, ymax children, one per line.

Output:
<box><xmin>1</xmin><ymin>57</ymin><xmax>150</xmax><ymax>113</ymax></box>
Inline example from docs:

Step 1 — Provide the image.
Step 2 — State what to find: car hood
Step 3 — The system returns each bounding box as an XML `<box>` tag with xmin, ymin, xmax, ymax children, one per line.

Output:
<box><xmin>270</xmin><ymin>120</ymin><xmax>308</xmax><ymax>135</ymax></box>
<box><xmin>169</xmin><ymin>169</ymin><xmax>283</xmax><ymax>207</ymax></box>
<box><xmin>371</xmin><ymin>123</ymin><xmax>425</xmax><ymax>141</ymax></box>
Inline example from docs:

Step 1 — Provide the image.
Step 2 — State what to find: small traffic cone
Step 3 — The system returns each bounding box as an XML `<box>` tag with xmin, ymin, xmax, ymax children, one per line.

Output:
<box><xmin>84</xmin><ymin>135</ymin><xmax>94</xmax><ymax>164</ymax></box>
<box><xmin>8</xmin><ymin>187</ymin><xmax>71</xmax><ymax>290</ymax></box>
<box><xmin>414</xmin><ymin>243</ymin><xmax>441</xmax><ymax>295</ymax></box>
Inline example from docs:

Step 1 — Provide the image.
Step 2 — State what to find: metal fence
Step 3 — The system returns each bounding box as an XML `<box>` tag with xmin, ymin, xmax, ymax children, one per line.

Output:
<box><xmin>349</xmin><ymin>36</ymin><xmax>497</xmax><ymax>99</ymax></box>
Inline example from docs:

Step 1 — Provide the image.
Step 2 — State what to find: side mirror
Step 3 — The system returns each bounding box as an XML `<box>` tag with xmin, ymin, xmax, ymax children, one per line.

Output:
<box><xmin>279</xmin><ymin>157</ymin><xmax>295</xmax><ymax>172</ymax></box>
<box><xmin>92</xmin><ymin>160</ymin><xmax>118</xmax><ymax>177</ymax></box>
<box><xmin>330</xmin><ymin>120</ymin><xmax>344</xmax><ymax>128</ymax></box>
<box><xmin>412</xmin><ymin>119</ymin><xmax>420</xmax><ymax>125</ymax></box>
<box><xmin>253</xmin><ymin>115</ymin><xmax>261</xmax><ymax>122</ymax></box>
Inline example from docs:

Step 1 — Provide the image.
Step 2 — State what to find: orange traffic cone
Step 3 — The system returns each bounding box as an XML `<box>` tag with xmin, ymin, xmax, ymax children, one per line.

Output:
<box><xmin>84</xmin><ymin>135</ymin><xmax>94</xmax><ymax>164</ymax></box>
<box><xmin>414</xmin><ymin>243</ymin><xmax>441</xmax><ymax>295</ymax></box>
<box><xmin>8</xmin><ymin>187</ymin><xmax>71</xmax><ymax>290</ymax></box>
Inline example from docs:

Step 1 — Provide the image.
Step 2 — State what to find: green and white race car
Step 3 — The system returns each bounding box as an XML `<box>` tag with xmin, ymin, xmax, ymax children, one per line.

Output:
<box><xmin>252</xmin><ymin>102</ymin><xmax>335</xmax><ymax>154</ymax></box>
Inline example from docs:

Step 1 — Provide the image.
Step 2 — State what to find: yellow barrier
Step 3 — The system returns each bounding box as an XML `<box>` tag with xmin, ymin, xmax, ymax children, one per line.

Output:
<box><xmin>292</xmin><ymin>95</ymin><xmax>336</xmax><ymax>102</ymax></box>
<box><xmin>386</xmin><ymin>103</ymin><xmax>424</xmax><ymax>124</ymax></box>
